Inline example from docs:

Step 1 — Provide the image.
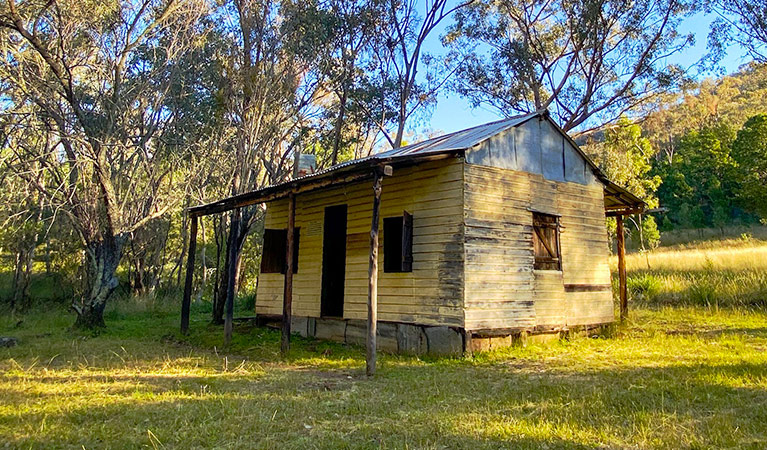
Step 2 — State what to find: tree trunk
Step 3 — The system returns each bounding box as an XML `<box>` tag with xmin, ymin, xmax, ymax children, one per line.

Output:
<box><xmin>11</xmin><ymin>245</ymin><xmax>35</xmax><ymax>311</ymax></box>
<box><xmin>214</xmin><ymin>231</ymin><xmax>246</xmax><ymax>323</ymax></box>
<box><xmin>196</xmin><ymin>218</ymin><xmax>207</xmax><ymax>304</ymax></box>
<box><xmin>213</xmin><ymin>246</ymin><xmax>229</xmax><ymax>324</ymax></box>
<box><xmin>73</xmin><ymin>235</ymin><xmax>125</xmax><ymax>330</ymax></box>
<box><xmin>44</xmin><ymin>235</ymin><xmax>52</xmax><ymax>275</ymax></box>
<box><xmin>213</xmin><ymin>210</ymin><xmax>254</xmax><ymax>324</ymax></box>
<box><xmin>22</xmin><ymin>245</ymin><xmax>35</xmax><ymax>302</ymax></box>
<box><xmin>331</xmin><ymin>85</ymin><xmax>349</xmax><ymax>166</ymax></box>
<box><xmin>74</xmin><ymin>301</ymin><xmax>109</xmax><ymax>329</ymax></box>
<box><xmin>11</xmin><ymin>251</ymin><xmax>23</xmax><ymax>311</ymax></box>
<box><xmin>212</xmin><ymin>216</ymin><xmax>223</xmax><ymax>322</ymax></box>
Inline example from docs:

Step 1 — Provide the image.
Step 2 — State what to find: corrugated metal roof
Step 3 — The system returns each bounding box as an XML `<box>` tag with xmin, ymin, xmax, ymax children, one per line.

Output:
<box><xmin>277</xmin><ymin>112</ymin><xmax>539</xmax><ymax>187</ymax></box>
<box><xmin>375</xmin><ymin>112</ymin><xmax>539</xmax><ymax>158</ymax></box>
<box><xmin>190</xmin><ymin>110</ymin><xmax>645</xmax><ymax>216</ymax></box>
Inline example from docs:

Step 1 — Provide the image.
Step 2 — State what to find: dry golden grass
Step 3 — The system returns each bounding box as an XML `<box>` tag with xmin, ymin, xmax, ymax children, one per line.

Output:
<box><xmin>613</xmin><ymin>236</ymin><xmax>767</xmax><ymax>308</ymax></box>
<box><xmin>621</xmin><ymin>242</ymin><xmax>767</xmax><ymax>273</ymax></box>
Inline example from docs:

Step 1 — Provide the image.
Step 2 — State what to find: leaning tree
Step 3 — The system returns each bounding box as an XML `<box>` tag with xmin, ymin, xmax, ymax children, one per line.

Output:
<box><xmin>0</xmin><ymin>0</ymin><xmax>209</xmax><ymax>328</ymax></box>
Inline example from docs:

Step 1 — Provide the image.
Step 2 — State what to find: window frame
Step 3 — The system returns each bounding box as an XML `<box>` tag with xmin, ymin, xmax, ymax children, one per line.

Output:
<box><xmin>383</xmin><ymin>211</ymin><xmax>413</xmax><ymax>273</ymax></box>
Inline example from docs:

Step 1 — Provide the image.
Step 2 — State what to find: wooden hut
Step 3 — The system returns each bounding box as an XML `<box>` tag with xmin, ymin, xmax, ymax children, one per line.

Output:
<box><xmin>184</xmin><ymin>111</ymin><xmax>644</xmax><ymax>363</ymax></box>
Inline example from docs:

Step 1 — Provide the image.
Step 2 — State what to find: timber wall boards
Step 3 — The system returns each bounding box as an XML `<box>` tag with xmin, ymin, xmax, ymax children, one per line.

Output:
<box><xmin>256</xmin><ymin>157</ymin><xmax>465</xmax><ymax>327</ymax></box>
<box><xmin>462</xmin><ymin>116</ymin><xmax>613</xmax><ymax>331</ymax></box>
<box><xmin>462</xmin><ymin>165</ymin><xmax>614</xmax><ymax>331</ymax></box>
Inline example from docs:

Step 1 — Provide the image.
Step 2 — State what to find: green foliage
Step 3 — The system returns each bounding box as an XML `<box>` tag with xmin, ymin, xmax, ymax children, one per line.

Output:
<box><xmin>587</xmin><ymin>119</ymin><xmax>662</xmax><ymax>209</ymax></box>
<box><xmin>627</xmin><ymin>273</ymin><xmax>662</xmax><ymax>302</ymax></box>
<box><xmin>0</xmin><ymin>272</ymin><xmax>74</xmax><ymax>307</ymax></box>
<box><xmin>584</xmin><ymin>119</ymin><xmax>661</xmax><ymax>250</ymax></box>
<box><xmin>731</xmin><ymin>114</ymin><xmax>767</xmax><ymax>219</ymax></box>
<box><xmin>634</xmin><ymin>215</ymin><xmax>661</xmax><ymax>250</ymax></box>
<box><xmin>444</xmin><ymin>0</ymin><xmax>694</xmax><ymax>131</ymax></box>
<box><xmin>642</xmin><ymin>65</ymin><xmax>767</xmax><ymax>230</ymax></box>
<box><xmin>653</xmin><ymin>122</ymin><xmax>745</xmax><ymax>229</ymax></box>
<box><xmin>707</xmin><ymin>0</ymin><xmax>767</xmax><ymax>63</ymax></box>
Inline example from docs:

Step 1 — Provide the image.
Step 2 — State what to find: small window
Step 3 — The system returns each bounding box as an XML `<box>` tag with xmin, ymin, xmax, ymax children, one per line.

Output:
<box><xmin>532</xmin><ymin>212</ymin><xmax>561</xmax><ymax>271</ymax></box>
<box><xmin>260</xmin><ymin>228</ymin><xmax>300</xmax><ymax>274</ymax></box>
<box><xmin>383</xmin><ymin>212</ymin><xmax>413</xmax><ymax>273</ymax></box>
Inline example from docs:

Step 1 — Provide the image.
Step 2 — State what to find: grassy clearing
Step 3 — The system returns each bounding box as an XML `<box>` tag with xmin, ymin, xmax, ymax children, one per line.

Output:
<box><xmin>2</xmin><ymin>236</ymin><xmax>766</xmax><ymax>449</ymax></box>
<box><xmin>617</xmin><ymin>237</ymin><xmax>767</xmax><ymax>308</ymax></box>
<box><xmin>658</xmin><ymin>225</ymin><xmax>767</xmax><ymax>248</ymax></box>
<box><xmin>2</xmin><ymin>303</ymin><xmax>767</xmax><ymax>449</ymax></box>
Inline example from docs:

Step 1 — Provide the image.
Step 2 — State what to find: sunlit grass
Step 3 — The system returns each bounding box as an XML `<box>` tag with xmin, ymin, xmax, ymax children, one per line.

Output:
<box><xmin>622</xmin><ymin>242</ymin><xmax>767</xmax><ymax>273</ymax></box>
<box><xmin>1</xmin><ymin>236</ymin><xmax>767</xmax><ymax>448</ymax></box>
<box><xmin>614</xmin><ymin>237</ymin><xmax>767</xmax><ymax>308</ymax></box>
<box><xmin>2</xmin><ymin>304</ymin><xmax>767</xmax><ymax>449</ymax></box>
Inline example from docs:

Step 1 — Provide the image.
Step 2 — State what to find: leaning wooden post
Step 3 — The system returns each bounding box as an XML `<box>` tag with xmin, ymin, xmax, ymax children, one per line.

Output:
<box><xmin>366</xmin><ymin>165</ymin><xmax>391</xmax><ymax>376</ymax></box>
<box><xmin>281</xmin><ymin>193</ymin><xmax>296</xmax><ymax>355</ymax></box>
<box><xmin>617</xmin><ymin>215</ymin><xmax>628</xmax><ymax>322</ymax></box>
<box><xmin>224</xmin><ymin>208</ymin><xmax>241</xmax><ymax>346</ymax></box>
<box><xmin>180</xmin><ymin>214</ymin><xmax>198</xmax><ymax>335</ymax></box>
<box><xmin>367</xmin><ymin>169</ymin><xmax>383</xmax><ymax>376</ymax></box>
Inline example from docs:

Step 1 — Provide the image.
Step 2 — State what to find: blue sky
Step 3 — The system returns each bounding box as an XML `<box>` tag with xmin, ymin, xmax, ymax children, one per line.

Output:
<box><xmin>417</xmin><ymin>10</ymin><xmax>748</xmax><ymax>136</ymax></box>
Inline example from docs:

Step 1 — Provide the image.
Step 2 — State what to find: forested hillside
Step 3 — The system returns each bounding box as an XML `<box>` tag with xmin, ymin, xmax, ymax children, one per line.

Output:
<box><xmin>581</xmin><ymin>63</ymin><xmax>767</xmax><ymax>248</ymax></box>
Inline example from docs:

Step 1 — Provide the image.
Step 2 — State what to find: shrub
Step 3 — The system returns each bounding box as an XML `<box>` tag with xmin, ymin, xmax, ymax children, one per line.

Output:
<box><xmin>627</xmin><ymin>273</ymin><xmax>662</xmax><ymax>303</ymax></box>
<box><xmin>686</xmin><ymin>279</ymin><xmax>720</xmax><ymax>307</ymax></box>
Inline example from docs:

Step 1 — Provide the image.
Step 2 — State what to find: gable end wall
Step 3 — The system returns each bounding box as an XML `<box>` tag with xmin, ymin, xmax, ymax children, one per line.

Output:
<box><xmin>463</xmin><ymin>118</ymin><xmax>614</xmax><ymax>331</ymax></box>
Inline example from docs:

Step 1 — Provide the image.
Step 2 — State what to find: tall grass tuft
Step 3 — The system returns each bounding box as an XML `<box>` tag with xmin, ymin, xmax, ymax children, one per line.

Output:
<box><xmin>615</xmin><ymin>238</ymin><xmax>767</xmax><ymax>309</ymax></box>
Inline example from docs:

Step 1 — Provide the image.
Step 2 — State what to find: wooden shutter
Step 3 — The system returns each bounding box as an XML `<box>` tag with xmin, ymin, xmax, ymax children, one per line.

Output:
<box><xmin>261</xmin><ymin>229</ymin><xmax>285</xmax><ymax>273</ymax></box>
<box><xmin>402</xmin><ymin>211</ymin><xmax>413</xmax><ymax>272</ymax></box>
<box><xmin>260</xmin><ymin>228</ymin><xmax>300</xmax><ymax>274</ymax></box>
<box><xmin>532</xmin><ymin>213</ymin><xmax>561</xmax><ymax>270</ymax></box>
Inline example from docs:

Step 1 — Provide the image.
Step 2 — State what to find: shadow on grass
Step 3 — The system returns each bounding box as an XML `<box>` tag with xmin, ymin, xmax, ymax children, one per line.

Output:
<box><xmin>3</xmin><ymin>359</ymin><xmax>767</xmax><ymax>449</ymax></box>
<box><xmin>4</xmin><ymin>305</ymin><xmax>767</xmax><ymax>448</ymax></box>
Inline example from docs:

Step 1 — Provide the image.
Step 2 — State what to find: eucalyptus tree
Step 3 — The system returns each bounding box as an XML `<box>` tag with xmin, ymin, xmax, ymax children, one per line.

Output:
<box><xmin>375</xmin><ymin>0</ymin><xmax>474</xmax><ymax>148</ymax></box>
<box><xmin>207</xmin><ymin>0</ymin><xmax>330</xmax><ymax>323</ymax></box>
<box><xmin>0</xmin><ymin>0</ymin><xmax>209</xmax><ymax>328</ymax></box>
<box><xmin>0</xmin><ymin>131</ymin><xmax>46</xmax><ymax>310</ymax></box>
<box><xmin>283</xmin><ymin>0</ymin><xmax>390</xmax><ymax>166</ymax></box>
<box><xmin>707</xmin><ymin>0</ymin><xmax>767</xmax><ymax>62</ymax></box>
<box><xmin>444</xmin><ymin>0</ymin><xmax>696</xmax><ymax>135</ymax></box>
<box><xmin>732</xmin><ymin>114</ymin><xmax>767</xmax><ymax>219</ymax></box>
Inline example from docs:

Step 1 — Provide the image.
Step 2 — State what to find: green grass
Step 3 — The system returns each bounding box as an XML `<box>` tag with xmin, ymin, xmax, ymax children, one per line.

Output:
<box><xmin>2</xmin><ymin>303</ymin><xmax>767</xmax><ymax>449</ymax></box>
<box><xmin>616</xmin><ymin>237</ymin><xmax>767</xmax><ymax>308</ymax></box>
<box><xmin>2</xmin><ymin>236</ymin><xmax>767</xmax><ymax>448</ymax></box>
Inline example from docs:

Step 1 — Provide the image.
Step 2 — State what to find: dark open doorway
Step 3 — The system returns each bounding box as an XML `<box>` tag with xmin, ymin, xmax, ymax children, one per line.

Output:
<box><xmin>321</xmin><ymin>204</ymin><xmax>347</xmax><ymax>317</ymax></box>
